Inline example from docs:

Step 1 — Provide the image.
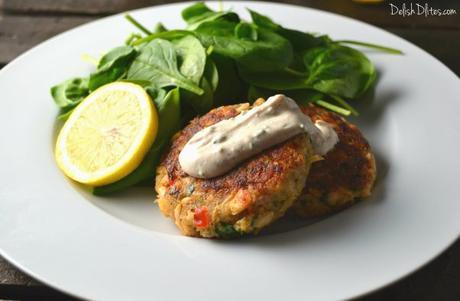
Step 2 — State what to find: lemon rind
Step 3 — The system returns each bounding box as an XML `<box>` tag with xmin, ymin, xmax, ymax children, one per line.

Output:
<box><xmin>55</xmin><ymin>82</ymin><xmax>158</xmax><ymax>186</ymax></box>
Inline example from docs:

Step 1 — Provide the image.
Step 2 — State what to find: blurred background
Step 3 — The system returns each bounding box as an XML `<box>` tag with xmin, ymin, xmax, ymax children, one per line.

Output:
<box><xmin>0</xmin><ymin>0</ymin><xmax>459</xmax><ymax>300</ymax></box>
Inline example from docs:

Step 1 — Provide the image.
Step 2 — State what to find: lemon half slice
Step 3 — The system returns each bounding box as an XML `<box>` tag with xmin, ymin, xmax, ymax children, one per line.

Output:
<box><xmin>55</xmin><ymin>82</ymin><xmax>158</xmax><ymax>186</ymax></box>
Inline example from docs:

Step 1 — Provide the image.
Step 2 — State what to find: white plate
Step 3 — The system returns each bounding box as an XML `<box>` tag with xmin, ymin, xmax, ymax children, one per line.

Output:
<box><xmin>1</xmin><ymin>1</ymin><xmax>459</xmax><ymax>300</ymax></box>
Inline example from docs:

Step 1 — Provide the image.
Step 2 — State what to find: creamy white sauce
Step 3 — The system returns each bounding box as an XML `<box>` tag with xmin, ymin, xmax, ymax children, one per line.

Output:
<box><xmin>179</xmin><ymin>94</ymin><xmax>339</xmax><ymax>179</ymax></box>
<box><xmin>312</xmin><ymin>120</ymin><xmax>339</xmax><ymax>156</ymax></box>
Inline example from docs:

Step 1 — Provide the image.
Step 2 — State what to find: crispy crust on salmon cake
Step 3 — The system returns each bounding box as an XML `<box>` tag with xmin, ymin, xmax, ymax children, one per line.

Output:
<box><xmin>155</xmin><ymin>102</ymin><xmax>315</xmax><ymax>238</ymax></box>
<box><xmin>291</xmin><ymin>104</ymin><xmax>376</xmax><ymax>218</ymax></box>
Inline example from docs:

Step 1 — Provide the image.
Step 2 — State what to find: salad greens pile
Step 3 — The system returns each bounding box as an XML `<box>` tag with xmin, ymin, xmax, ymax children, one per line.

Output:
<box><xmin>51</xmin><ymin>2</ymin><xmax>401</xmax><ymax>194</ymax></box>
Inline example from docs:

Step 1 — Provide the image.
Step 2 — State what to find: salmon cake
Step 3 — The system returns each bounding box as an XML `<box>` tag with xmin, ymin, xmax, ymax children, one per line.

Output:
<box><xmin>155</xmin><ymin>101</ymin><xmax>316</xmax><ymax>238</ymax></box>
<box><xmin>292</xmin><ymin>104</ymin><xmax>377</xmax><ymax>218</ymax></box>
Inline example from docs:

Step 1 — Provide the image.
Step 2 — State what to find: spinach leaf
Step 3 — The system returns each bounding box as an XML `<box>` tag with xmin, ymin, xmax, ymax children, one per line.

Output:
<box><xmin>204</xmin><ymin>57</ymin><xmax>219</xmax><ymax>92</ymax></box>
<box><xmin>125</xmin><ymin>33</ymin><xmax>142</xmax><ymax>46</ymax></box>
<box><xmin>127</xmin><ymin>39</ymin><xmax>204</xmax><ymax>95</ymax></box>
<box><xmin>144</xmin><ymin>86</ymin><xmax>167</xmax><ymax>109</ymax></box>
<box><xmin>247</xmin><ymin>9</ymin><xmax>279</xmax><ymax>31</ymax></box>
<box><xmin>179</xmin><ymin>55</ymin><xmax>219</xmax><ymax>114</ymax></box>
<box><xmin>57</xmin><ymin>108</ymin><xmax>75</xmax><ymax>121</ymax></box>
<box><xmin>281</xmin><ymin>30</ymin><xmax>330</xmax><ymax>53</ymax></box>
<box><xmin>248</xmin><ymin>11</ymin><xmax>401</xmax><ymax>54</ymax></box>
<box><xmin>211</xmin><ymin>53</ymin><xmax>247</xmax><ymax>106</ymax></box>
<box><xmin>171</xmin><ymin>35</ymin><xmax>207</xmax><ymax>84</ymax></box>
<box><xmin>234</xmin><ymin>22</ymin><xmax>258</xmax><ymax>41</ymax></box>
<box><xmin>182</xmin><ymin>2</ymin><xmax>239</xmax><ymax>30</ymax></box>
<box><xmin>50</xmin><ymin>77</ymin><xmax>89</xmax><ymax>109</ymax></box>
<box><xmin>248</xmin><ymin>9</ymin><xmax>329</xmax><ymax>52</ymax></box>
<box><xmin>151</xmin><ymin>87</ymin><xmax>181</xmax><ymax>141</ymax></box>
<box><xmin>93</xmin><ymin>88</ymin><xmax>181</xmax><ymax>195</ymax></box>
<box><xmin>125</xmin><ymin>14</ymin><xmax>152</xmax><ymax>35</ymax></box>
<box><xmin>336</xmin><ymin>40</ymin><xmax>403</xmax><ymax>55</ymax></box>
<box><xmin>88</xmin><ymin>46</ymin><xmax>137</xmax><ymax>91</ymax></box>
<box><xmin>240</xmin><ymin>44</ymin><xmax>376</xmax><ymax>99</ymax></box>
<box><xmin>154</xmin><ymin>22</ymin><xmax>167</xmax><ymax>33</ymax></box>
<box><xmin>97</xmin><ymin>46</ymin><xmax>134</xmax><ymax>69</ymax></box>
<box><xmin>304</xmin><ymin>44</ymin><xmax>376</xmax><ymax>98</ymax></box>
<box><xmin>182</xmin><ymin>2</ymin><xmax>214</xmax><ymax>24</ymax></box>
<box><xmin>93</xmin><ymin>141</ymin><xmax>165</xmax><ymax>195</ymax></box>
<box><xmin>132</xmin><ymin>30</ymin><xmax>193</xmax><ymax>46</ymax></box>
<box><xmin>247</xmin><ymin>85</ymin><xmax>353</xmax><ymax>116</ymax></box>
<box><xmin>238</xmin><ymin>66</ymin><xmax>308</xmax><ymax>90</ymax></box>
<box><xmin>181</xmin><ymin>76</ymin><xmax>213</xmax><ymax>114</ymax></box>
<box><xmin>195</xmin><ymin>20</ymin><xmax>293</xmax><ymax>71</ymax></box>
<box><xmin>179</xmin><ymin>102</ymin><xmax>198</xmax><ymax>127</ymax></box>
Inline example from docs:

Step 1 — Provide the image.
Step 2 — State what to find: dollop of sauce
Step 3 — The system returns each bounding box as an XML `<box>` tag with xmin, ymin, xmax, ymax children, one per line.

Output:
<box><xmin>312</xmin><ymin>120</ymin><xmax>339</xmax><ymax>156</ymax></box>
<box><xmin>179</xmin><ymin>94</ymin><xmax>339</xmax><ymax>179</ymax></box>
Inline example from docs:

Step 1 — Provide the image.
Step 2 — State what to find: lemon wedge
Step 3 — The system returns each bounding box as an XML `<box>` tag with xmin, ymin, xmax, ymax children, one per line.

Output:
<box><xmin>55</xmin><ymin>82</ymin><xmax>158</xmax><ymax>186</ymax></box>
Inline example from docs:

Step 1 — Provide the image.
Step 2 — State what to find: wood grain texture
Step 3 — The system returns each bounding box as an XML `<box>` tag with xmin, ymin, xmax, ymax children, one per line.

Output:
<box><xmin>0</xmin><ymin>14</ymin><xmax>94</xmax><ymax>63</ymax></box>
<box><xmin>0</xmin><ymin>258</ymin><xmax>37</xmax><ymax>285</ymax></box>
<box><xmin>0</xmin><ymin>0</ymin><xmax>183</xmax><ymax>15</ymax></box>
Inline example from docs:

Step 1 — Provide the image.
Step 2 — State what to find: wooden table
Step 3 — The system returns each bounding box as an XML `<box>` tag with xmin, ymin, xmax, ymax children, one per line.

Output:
<box><xmin>0</xmin><ymin>1</ymin><xmax>459</xmax><ymax>300</ymax></box>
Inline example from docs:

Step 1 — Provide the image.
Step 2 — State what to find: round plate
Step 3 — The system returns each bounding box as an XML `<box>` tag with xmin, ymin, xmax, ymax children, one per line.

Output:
<box><xmin>1</xmin><ymin>1</ymin><xmax>459</xmax><ymax>300</ymax></box>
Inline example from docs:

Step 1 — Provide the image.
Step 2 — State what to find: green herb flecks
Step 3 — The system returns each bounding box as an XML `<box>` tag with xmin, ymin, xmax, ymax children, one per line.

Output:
<box><xmin>216</xmin><ymin>223</ymin><xmax>243</xmax><ymax>239</ymax></box>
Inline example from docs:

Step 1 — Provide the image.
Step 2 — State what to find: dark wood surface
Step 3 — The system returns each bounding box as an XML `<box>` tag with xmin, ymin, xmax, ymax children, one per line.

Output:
<box><xmin>0</xmin><ymin>0</ymin><xmax>459</xmax><ymax>300</ymax></box>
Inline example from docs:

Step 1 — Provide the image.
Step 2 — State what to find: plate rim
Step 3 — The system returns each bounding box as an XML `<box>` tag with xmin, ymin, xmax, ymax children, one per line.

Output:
<box><xmin>0</xmin><ymin>1</ymin><xmax>459</xmax><ymax>300</ymax></box>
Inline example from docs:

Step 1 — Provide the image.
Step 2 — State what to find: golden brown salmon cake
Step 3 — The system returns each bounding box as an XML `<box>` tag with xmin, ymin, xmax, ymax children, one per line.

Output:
<box><xmin>155</xmin><ymin>102</ymin><xmax>315</xmax><ymax>238</ymax></box>
<box><xmin>291</xmin><ymin>104</ymin><xmax>376</xmax><ymax>218</ymax></box>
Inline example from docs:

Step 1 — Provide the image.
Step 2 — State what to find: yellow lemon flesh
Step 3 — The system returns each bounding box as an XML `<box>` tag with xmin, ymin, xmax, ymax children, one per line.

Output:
<box><xmin>55</xmin><ymin>82</ymin><xmax>158</xmax><ymax>186</ymax></box>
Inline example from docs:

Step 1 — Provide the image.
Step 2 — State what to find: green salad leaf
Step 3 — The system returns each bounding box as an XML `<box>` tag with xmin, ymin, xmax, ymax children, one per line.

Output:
<box><xmin>195</xmin><ymin>19</ymin><xmax>293</xmax><ymax>71</ymax></box>
<box><xmin>171</xmin><ymin>35</ymin><xmax>207</xmax><ymax>84</ymax></box>
<box><xmin>152</xmin><ymin>88</ymin><xmax>182</xmax><ymax>140</ymax></box>
<box><xmin>51</xmin><ymin>1</ymin><xmax>401</xmax><ymax>194</ymax></box>
<box><xmin>182</xmin><ymin>2</ymin><xmax>239</xmax><ymax>30</ymax></box>
<box><xmin>131</xmin><ymin>30</ymin><xmax>193</xmax><ymax>46</ymax></box>
<box><xmin>182</xmin><ymin>2</ymin><xmax>216</xmax><ymax>24</ymax></box>
<box><xmin>154</xmin><ymin>22</ymin><xmax>168</xmax><ymax>33</ymax></box>
<box><xmin>51</xmin><ymin>77</ymin><xmax>89</xmax><ymax>109</ymax></box>
<box><xmin>240</xmin><ymin>44</ymin><xmax>376</xmax><ymax>99</ymax></box>
<box><xmin>234</xmin><ymin>22</ymin><xmax>258</xmax><ymax>41</ymax></box>
<box><xmin>57</xmin><ymin>108</ymin><xmax>75</xmax><ymax>121</ymax></box>
<box><xmin>304</xmin><ymin>44</ymin><xmax>377</xmax><ymax>98</ymax></box>
<box><xmin>88</xmin><ymin>46</ymin><xmax>137</xmax><ymax>91</ymax></box>
<box><xmin>247</xmin><ymin>9</ymin><xmax>279</xmax><ymax>31</ymax></box>
<box><xmin>249</xmin><ymin>9</ymin><xmax>330</xmax><ymax>52</ymax></box>
<box><xmin>211</xmin><ymin>53</ymin><xmax>247</xmax><ymax>106</ymax></box>
<box><xmin>181</xmin><ymin>76</ymin><xmax>214</xmax><ymax>114</ymax></box>
<box><xmin>127</xmin><ymin>39</ymin><xmax>204</xmax><ymax>95</ymax></box>
<box><xmin>204</xmin><ymin>57</ymin><xmax>219</xmax><ymax>92</ymax></box>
